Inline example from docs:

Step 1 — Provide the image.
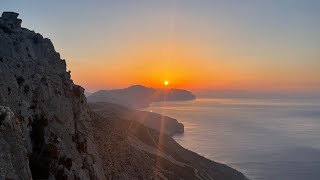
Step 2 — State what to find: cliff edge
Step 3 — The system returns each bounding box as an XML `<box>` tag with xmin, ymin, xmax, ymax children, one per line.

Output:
<box><xmin>0</xmin><ymin>11</ymin><xmax>104</xmax><ymax>179</ymax></box>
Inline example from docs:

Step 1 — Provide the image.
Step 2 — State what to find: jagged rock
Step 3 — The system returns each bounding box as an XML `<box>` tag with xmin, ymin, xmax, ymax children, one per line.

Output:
<box><xmin>0</xmin><ymin>12</ymin><xmax>105</xmax><ymax>179</ymax></box>
<box><xmin>0</xmin><ymin>12</ymin><xmax>22</xmax><ymax>31</ymax></box>
<box><xmin>0</xmin><ymin>106</ymin><xmax>32</xmax><ymax>180</ymax></box>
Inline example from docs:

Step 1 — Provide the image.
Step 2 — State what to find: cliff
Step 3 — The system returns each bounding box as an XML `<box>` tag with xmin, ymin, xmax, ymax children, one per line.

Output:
<box><xmin>0</xmin><ymin>12</ymin><xmax>248</xmax><ymax>180</ymax></box>
<box><xmin>87</xmin><ymin>85</ymin><xmax>196</xmax><ymax>108</ymax></box>
<box><xmin>0</xmin><ymin>11</ymin><xmax>104</xmax><ymax>179</ymax></box>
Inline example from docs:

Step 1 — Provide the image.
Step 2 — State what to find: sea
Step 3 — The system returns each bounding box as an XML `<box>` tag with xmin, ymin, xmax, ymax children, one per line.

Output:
<box><xmin>144</xmin><ymin>98</ymin><xmax>320</xmax><ymax>180</ymax></box>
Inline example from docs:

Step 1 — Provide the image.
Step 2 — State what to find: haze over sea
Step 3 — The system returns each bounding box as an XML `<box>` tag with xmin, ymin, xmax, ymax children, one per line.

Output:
<box><xmin>145</xmin><ymin>97</ymin><xmax>320</xmax><ymax>180</ymax></box>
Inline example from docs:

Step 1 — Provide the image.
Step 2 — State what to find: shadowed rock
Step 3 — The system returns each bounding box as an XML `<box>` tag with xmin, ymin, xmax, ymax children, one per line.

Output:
<box><xmin>0</xmin><ymin>12</ymin><xmax>105</xmax><ymax>179</ymax></box>
<box><xmin>0</xmin><ymin>12</ymin><xmax>22</xmax><ymax>30</ymax></box>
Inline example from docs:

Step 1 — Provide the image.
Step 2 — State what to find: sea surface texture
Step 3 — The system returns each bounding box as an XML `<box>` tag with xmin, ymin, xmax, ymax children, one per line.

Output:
<box><xmin>145</xmin><ymin>98</ymin><xmax>320</xmax><ymax>180</ymax></box>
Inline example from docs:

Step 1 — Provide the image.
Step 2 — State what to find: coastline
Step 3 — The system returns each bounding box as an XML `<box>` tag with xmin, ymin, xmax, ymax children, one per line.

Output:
<box><xmin>147</xmin><ymin>97</ymin><xmax>320</xmax><ymax>180</ymax></box>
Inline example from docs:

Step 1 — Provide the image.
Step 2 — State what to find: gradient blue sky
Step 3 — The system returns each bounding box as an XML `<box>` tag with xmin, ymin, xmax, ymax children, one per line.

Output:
<box><xmin>1</xmin><ymin>0</ymin><xmax>320</xmax><ymax>92</ymax></box>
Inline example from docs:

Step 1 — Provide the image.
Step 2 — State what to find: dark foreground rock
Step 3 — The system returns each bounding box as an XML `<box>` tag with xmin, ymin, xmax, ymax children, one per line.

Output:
<box><xmin>88</xmin><ymin>85</ymin><xmax>196</xmax><ymax>108</ymax></box>
<box><xmin>0</xmin><ymin>11</ymin><xmax>248</xmax><ymax>180</ymax></box>
<box><xmin>89</xmin><ymin>102</ymin><xmax>184</xmax><ymax>136</ymax></box>
<box><xmin>0</xmin><ymin>11</ymin><xmax>104</xmax><ymax>179</ymax></box>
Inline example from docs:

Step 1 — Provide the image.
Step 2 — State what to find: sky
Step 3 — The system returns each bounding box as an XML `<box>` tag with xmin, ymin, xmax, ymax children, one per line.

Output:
<box><xmin>1</xmin><ymin>0</ymin><xmax>320</xmax><ymax>93</ymax></box>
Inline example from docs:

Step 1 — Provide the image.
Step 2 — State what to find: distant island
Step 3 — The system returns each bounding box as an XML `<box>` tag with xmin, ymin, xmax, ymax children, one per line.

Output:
<box><xmin>87</xmin><ymin>85</ymin><xmax>196</xmax><ymax>108</ymax></box>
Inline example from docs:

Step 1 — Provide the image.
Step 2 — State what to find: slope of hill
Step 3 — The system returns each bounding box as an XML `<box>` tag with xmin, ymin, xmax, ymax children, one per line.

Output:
<box><xmin>92</xmin><ymin>112</ymin><xmax>248</xmax><ymax>180</ymax></box>
<box><xmin>89</xmin><ymin>102</ymin><xmax>184</xmax><ymax>136</ymax></box>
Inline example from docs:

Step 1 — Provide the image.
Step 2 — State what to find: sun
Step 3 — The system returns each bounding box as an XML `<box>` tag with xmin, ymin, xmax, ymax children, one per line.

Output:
<box><xmin>164</xmin><ymin>81</ymin><xmax>169</xmax><ymax>86</ymax></box>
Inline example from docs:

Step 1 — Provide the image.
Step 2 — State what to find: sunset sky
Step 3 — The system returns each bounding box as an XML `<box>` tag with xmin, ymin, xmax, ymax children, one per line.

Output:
<box><xmin>2</xmin><ymin>1</ymin><xmax>320</xmax><ymax>92</ymax></box>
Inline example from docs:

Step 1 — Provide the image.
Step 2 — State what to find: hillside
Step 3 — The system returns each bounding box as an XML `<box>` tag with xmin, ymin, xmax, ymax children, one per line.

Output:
<box><xmin>89</xmin><ymin>102</ymin><xmax>184</xmax><ymax>136</ymax></box>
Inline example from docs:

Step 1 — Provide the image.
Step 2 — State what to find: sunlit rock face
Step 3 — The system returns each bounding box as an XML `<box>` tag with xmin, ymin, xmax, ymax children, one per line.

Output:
<box><xmin>0</xmin><ymin>12</ymin><xmax>105</xmax><ymax>179</ymax></box>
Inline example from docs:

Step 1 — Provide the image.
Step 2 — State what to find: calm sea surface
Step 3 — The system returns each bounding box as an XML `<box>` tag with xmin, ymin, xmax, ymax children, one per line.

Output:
<box><xmin>144</xmin><ymin>98</ymin><xmax>320</xmax><ymax>180</ymax></box>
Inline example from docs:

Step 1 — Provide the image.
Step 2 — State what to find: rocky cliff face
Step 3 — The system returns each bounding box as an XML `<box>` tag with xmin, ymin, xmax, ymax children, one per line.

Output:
<box><xmin>0</xmin><ymin>12</ymin><xmax>104</xmax><ymax>179</ymax></box>
<box><xmin>0</xmin><ymin>106</ymin><xmax>32</xmax><ymax>179</ymax></box>
<box><xmin>0</xmin><ymin>11</ymin><xmax>248</xmax><ymax>180</ymax></box>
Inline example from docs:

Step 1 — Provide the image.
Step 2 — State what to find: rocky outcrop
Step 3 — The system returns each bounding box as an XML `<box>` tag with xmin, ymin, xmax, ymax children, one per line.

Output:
<box><xmin>0</xmin><ymin>11</ymin><xmax>248</xmax><ymax>180</ymax></box>
<box><xmin>88</xmin><ymin>85</ymin><xmax>196</xmax><ymax>108</ymax></box>
<box><xmin>0</xmin><ymin>12</ymin><xmax>104</xmax><ymax>179</ymax></box>
<box><xmin>89</xmin><ymin>102</ymin><xmax>184</xmax><ymax>136</ymax></box>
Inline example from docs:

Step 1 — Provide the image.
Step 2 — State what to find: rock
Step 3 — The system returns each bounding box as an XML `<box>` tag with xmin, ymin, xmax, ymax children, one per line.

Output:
<box><xmin>0</xmin><ymin>12</ymin><xmax>22</xmax><ymax>31</ymax></box>
<box><xmin>0</xmin><ymin>12</ymin><xmax>105</xmax><ymax>179</ymax></box>
<box><xmin>2</xmin><ymin>12</ymin><xmax>19</xmax><ymax>20</ymax></box>
<box><xmin>0</xmin><ymin>106</ymin><xmax>32</xmax><ymax>180</ymax></box>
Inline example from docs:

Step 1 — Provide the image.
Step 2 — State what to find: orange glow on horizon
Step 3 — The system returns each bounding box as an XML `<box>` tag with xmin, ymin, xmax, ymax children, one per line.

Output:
<box><xmin>67</xmin><ymin>39</ymin><xmax>320</xmax><ymax>92</ymax></box>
